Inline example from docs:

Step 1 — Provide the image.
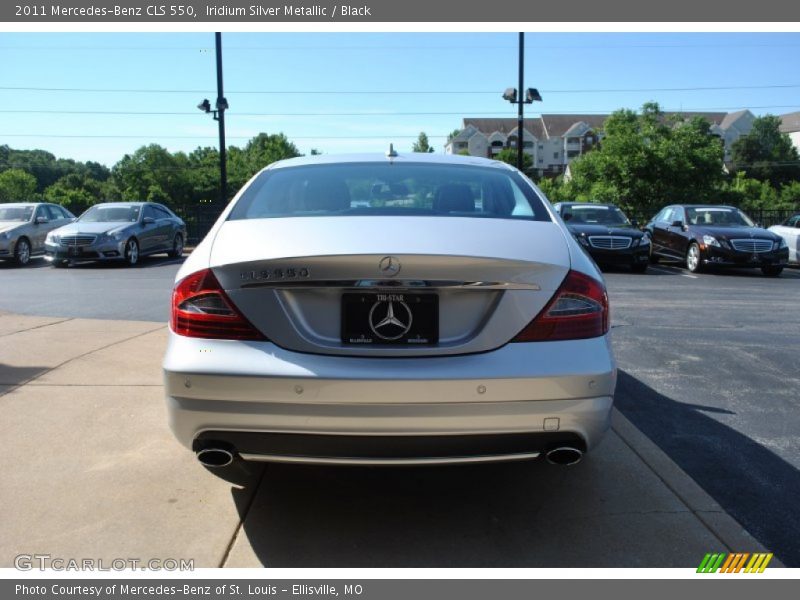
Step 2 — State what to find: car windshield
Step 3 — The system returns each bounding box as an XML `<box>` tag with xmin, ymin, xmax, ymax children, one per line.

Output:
<box><xmin>79</xmin><ymin>205</ymin><xmax>141</xmax><ymax>223</ymax></box>
<box><xmin>229</xmin><ymin>163</ymin><xmax>549</xmax><ymax>221</ymax></box>
<box><xmin>563</xmin><ymin>205</ymin><xmax>630</xmax><ymax>225</ymax></box>
<box><xmin>686</xmin><ymin>207</ymin><xmax>754</xmax><ymax>227</ymax></box>
<box><xmin>0</xmin><ymin>206</ymin><xmax>34</xmax><ymax>222</ymax></box>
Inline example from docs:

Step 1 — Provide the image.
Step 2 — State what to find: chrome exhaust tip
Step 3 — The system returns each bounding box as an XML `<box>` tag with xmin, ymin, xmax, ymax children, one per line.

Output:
<box><xmin>545</xmin><ymin>446</ymin><xmax>583</xmax><ymax>466</ymax></box>
<box><xmin>196</xmin><ymin>448</ymin><xmax>235</xmax><ymax>468</ymax></box>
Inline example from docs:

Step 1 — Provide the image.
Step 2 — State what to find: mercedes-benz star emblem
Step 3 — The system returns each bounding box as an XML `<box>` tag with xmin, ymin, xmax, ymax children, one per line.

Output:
<box><xmin>378</xmin><ymin>256</ymin><xmax>401</xmax><ymax>277</ymax></box>
<box><xmin>368</xmin><ymin>298</ymin><xmax>413</xmax><ymax>341</ymax></box>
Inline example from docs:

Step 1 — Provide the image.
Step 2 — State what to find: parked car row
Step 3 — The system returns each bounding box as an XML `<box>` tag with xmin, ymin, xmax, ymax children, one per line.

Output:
<box><xmin>553</xmin><ymin>201</ymin><xmax>795</xmax><ymax>277</ymax></box>
<box><xmin>0</xmin><ymin>202</ymin><xmax>186</xmax><ymax>267</ymax></box>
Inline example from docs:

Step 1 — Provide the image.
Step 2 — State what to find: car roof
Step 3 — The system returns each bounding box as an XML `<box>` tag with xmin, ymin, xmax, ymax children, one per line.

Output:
<box><xmin>0</xmin><ymin>202</ymin><xmax>44</xmax><ymax>208</ymax></box>
<box><xmin>91</xmin><ymin>202</ymin><xmax>148</xmax><ymax>207</ymax></box>
<box><xmin>264</xmin><ymin>152</ymin><xmax>516</xmax><ymax>172</ymax></box>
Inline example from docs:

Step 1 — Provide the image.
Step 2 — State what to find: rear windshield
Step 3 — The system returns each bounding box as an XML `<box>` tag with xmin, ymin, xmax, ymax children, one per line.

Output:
<box><xmin>229</xmin><ymin>163</ymin><xmax>550</xmax><ymax>222</ymax></box>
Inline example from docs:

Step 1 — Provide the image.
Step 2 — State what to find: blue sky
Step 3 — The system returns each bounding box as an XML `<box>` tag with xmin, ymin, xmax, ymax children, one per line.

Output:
<box><xmin>2</xmin><ymin>31</ymin><xmax>799</xmax><ymax>166</ymax></box>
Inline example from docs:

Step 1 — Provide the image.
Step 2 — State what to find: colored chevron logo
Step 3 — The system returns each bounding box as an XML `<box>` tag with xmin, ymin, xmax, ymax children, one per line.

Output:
<box><xmin>697</xmin><ymin>552</ymin><xmax>773</xmax><ymax>573</ymax></box>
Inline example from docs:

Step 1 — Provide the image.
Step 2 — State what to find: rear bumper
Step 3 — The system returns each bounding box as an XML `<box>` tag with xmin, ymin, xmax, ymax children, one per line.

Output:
<box><xmin>163</xmin><ymin>332</ymin><xmax>616</xmax><ymax>463</ymax></box>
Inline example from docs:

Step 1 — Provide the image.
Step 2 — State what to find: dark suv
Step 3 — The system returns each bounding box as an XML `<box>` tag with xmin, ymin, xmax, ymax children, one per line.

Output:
<box><xmin>645</xmin><ymin>204</ymin><xmax>788</xmax><ymax>276</ymax></box>
<box><xmin>553</xmin><ymin>202</ymin><xmax>650</xmax><ymax>273</ymax></box>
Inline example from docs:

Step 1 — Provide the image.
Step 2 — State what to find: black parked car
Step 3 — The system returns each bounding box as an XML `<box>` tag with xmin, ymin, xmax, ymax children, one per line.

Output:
<box><xmin>645</xmin><ymin>204</ymin><xmax>788</xmax><ymax>276</ymax></box>
<box><xmin>553</xmin><ymin>202</ymin><xmax>650</xmax><ymax>273</ymax></box>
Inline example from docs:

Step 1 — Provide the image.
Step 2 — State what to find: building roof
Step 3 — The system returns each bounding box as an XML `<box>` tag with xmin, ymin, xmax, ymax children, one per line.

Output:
<box><xmin>718</xmin><ymin>109</ymin><xmax>748</xmax><ymax>129</ymax></box>
<box><xmin>541</xmin><ymin>114</ymin><xmax>608</xmax><ymax>138</ymax></box>
<box><xmin>463</xmin><ymin>118</ymin><xmax>545</xmax><ymax>140</ymax></box>
<box><xmin>780</xmin><ymin>111</ymin><xmax>800</xmax><ymax>133</ymax></box>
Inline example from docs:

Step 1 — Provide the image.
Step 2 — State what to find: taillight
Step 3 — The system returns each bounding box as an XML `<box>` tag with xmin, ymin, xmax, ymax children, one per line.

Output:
<box><xmin>512</xmin><ymin>270</ymin><xmax>609</xmax><ymax>342</ymax></box>
<box><xmin>170</xmin><ymin>269</ymin><xmax>266</xmax><ymax>341</ymax></box>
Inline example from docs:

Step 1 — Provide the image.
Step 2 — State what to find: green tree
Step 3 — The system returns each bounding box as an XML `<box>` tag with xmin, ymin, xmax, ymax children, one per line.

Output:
<box><xmin>566</xmin><ymin>102</ymin><xmax>725</xmax><ymax>216</ymax></box>
<box><xmin>43</xmin><ymin>173</ymin><xmax>106</xmax><ymax>215</ymax></box>
<box><xmin>0</xmin><ymin>168</ymin><xmax>38</xmax><ymax>202</ymax></box>
<box><xmin>412</xmin><ymin>132</ymin><xmax>435</xmax><ymax>153</ymax></box>
<box><xmin>730</xmin><ymin>115</ymin><xmax>800</xmax><ymax>187</ymax></box>
<box><xmin>495</xmin><ymin>148</ymin><xmax>533</xmax><ymax>173</ymax></box>
<box><xmin>228</xmin><ymin>133</ymin><xmax>301</xmax><ymax>193</ymax></box>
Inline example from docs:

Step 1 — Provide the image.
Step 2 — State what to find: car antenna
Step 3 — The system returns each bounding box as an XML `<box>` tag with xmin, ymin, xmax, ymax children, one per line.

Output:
<box><xmin>385</xmin><ymin>143</ymin><xmax>398</xmax><ymax>158</ymax></box>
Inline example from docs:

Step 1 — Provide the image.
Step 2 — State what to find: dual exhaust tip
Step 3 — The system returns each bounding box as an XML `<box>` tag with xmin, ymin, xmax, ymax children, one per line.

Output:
<box><xmin>196</xmin><ymin>447</ymin><xmax>235</xmax><ymax>468</ymax></box>
<box><xmin>544</xmin><ymin>446</ymin><xmax>583</xmax><ymax>466</ymax></box>
<box><xmin>196</xmin><ymin>446</ymin><xmax>583</xmax><ymax>467</ymax></box>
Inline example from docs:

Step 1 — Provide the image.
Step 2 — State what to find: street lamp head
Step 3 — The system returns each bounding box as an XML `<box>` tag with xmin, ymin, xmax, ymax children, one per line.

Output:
<box><xmin>197</xmin><ymin>99</ymin><xmax>211</xmax><ymax>113</ymax></box>
<box><xmin>525</xmin><ymin>88</ymin><xmax>543</xmax><ymax>103</ymax></box>
<box><xmin>502</xmin><ymin>87</ymin><xmax>518</xmax><ymax>103</ymax></box>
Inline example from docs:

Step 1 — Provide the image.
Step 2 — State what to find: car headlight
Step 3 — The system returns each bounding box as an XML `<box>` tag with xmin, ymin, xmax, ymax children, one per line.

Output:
<box><xmin>776</xmin><ymin>238</ymin><xmax>787</xmax><ymax>250</ymax></box>
<box><xmin>46</xmin><ymin>233</ymin><xmax>59</xmax><ymax>244</ymax></box>
<box><xmin>636</xmin><ymin>236</ymin><xmax>650</xmax><ymax>247</ymax></box>
<box><xmin>0</xmin><ymin>232</ymin><xmax>8</xmax><ymax>241</ymax></box>
<box><xmin>702</xmin><ymin>235</ymin><xmax>720</xmax><ymax>248</ymax></box>
<box><xmin>108</xmin><ymin>230</ymin><xmax>124</xmax><ymax>241</ymax></box>
<box><xmin>576</xmin><ymin>235</ymin><xmax>589</xmax><ymax>246</ymax></box>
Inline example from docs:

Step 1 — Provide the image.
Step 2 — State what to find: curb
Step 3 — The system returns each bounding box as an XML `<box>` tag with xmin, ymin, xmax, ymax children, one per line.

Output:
<box><xmin>611</xmin><ymin>408</ymin><xmax>783</xmax><ymax>566</ymax></box>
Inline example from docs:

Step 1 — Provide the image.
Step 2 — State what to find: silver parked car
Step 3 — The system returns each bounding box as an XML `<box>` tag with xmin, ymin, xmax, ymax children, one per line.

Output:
<box><xmin>768</xmin><ymin>213</ymin><xmax>800</xmax><ymax>264</ymax></box>
<box><xmin>0</xmin><ymin>202</ymin><xmax>76</xmax><ymax>266</ymax></box>
<box><xmin>45</xmin><ymin>202</ymin><xmax>187</xmax><ymax>267</ymax></box>
<box><xmin>163</xmin><ymin>153</ymin><xmax>616</xmax><ymax>470</ymax></box>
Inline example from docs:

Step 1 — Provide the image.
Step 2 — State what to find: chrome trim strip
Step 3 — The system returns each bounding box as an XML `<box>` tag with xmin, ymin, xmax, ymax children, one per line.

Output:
<box><xmin>238</xmin><ymin>452</ymin><xmax>542</xmax><ymax>465</ymax></box>
<box><xmin>240</xmin><ymin>279</ymin><xmax>540</xmax><ymax>291</ymax></box>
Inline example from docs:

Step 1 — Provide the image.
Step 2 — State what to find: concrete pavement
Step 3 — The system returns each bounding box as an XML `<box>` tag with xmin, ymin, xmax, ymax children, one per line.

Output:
<box><xmin>0</xmin><ymin>312</ymin><xmax>774</xmax><ymax>568</ymax></box>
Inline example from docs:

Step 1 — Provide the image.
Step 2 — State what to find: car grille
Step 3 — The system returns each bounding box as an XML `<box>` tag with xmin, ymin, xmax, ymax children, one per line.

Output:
<box><xmin>59</xmin><ymin>235</ymin><xmax>97</xmax><ymax>246</ymax></box>
<box><xmin>588</xmin><ymin>236</ymin><xmax>632</xmax><ymax>250</ymax></box>
<box><xmin>730</xmin><ymin>239</ymin><xmax>773</xmax><ymax>253</ymax></box>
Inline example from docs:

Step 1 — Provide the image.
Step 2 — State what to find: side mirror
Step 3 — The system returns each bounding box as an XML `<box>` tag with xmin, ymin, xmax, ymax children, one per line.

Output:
<box><xmin>630</xmin><ymin>218</ymin><xmax>639</xmax><ymax>228</ymax></box>
<box><xmin>35</xmin><ymin>216</ymin><xmax>48</xmax><ymax>224</ymax></box>
<box><xmin>142</xmin><ymin>216</ymin><xmax>156</xmax><ymax>225</ymax></box>
<box><xmin>671</xmin><ymin>220</ymin><xmax>685</xmax><ymax>229</ymax></box>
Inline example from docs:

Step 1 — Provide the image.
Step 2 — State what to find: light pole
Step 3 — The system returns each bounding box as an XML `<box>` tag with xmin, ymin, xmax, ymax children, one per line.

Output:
<box><xmin>197</xmin><ymin>32</ymin><xmax>229</xmax><ymax>212</ymax></box>
<box><xmin>502</xmin><ymin>32</ymin><xmax>542</xmax><ymax>172</ymax></box>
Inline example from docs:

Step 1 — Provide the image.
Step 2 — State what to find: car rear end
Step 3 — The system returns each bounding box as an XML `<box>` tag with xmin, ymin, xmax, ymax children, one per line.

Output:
<box><xmin>163</xmin><ymin>155</ymin><xmax>616</xmax><ymax>467</ymax></box>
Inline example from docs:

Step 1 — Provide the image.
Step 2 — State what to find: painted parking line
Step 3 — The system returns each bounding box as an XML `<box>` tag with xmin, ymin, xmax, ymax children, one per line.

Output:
<box><xmin>649</xmin><ymin>265</ymin><xmax>698</xmax><ymax>279</ymax></box>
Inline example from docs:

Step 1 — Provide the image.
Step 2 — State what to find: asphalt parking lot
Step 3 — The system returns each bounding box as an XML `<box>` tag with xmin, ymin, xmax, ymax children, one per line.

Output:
<box><xmin>1</xmin><ymin>257</ymin><xmax>798</xmax><ymax>566</ymax></box>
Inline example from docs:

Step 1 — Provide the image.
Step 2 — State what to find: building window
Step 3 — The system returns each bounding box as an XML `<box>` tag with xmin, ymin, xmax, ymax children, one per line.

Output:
<box><xmin>585</xmin><ymin>135</ymin><xmax>594</xmax><ymax>144</ymax></box>
<box><xmin>553</xmin><ymin>152</ymin><xmax>559</xmax><ymax>159</ymax></box>
<box><xmin>522</xmin><ymin>141</ymin><xmax>533</xmax><ymax>149</ymax></box>
<box><xmin>567</xmin><ymin>137</ymin><xmax>580</xmax><ymax>144</ymax></box>
<box><xmin>567</xmin><ymin>150</ymin><xmax>580</xmax><ymax>158</ymax></box>
<box><xmin>491</xmin><ymin>140</ymin><xmax>504</xmax><ymax>147</ymax></box>
<box><xmin>538</xmin><ymin>158</ymin><xmax>543</xmax><ymax>163</ymax></box>
<box><xmin>538</xmin><ymin>144</ymin><xmax>544</xmax><ymax>150</ymax></box>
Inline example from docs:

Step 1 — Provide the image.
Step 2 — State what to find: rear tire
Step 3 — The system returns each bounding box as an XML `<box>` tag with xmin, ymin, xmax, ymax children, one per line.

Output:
<box><xmin>168</xmin><ymin>233</ymin><xmax>184</xmax><ymax>258</ymax></box>
<box><xmin>14</xmin><ymin>237</ymin><xmax>31</xmax><ymax>266</ymax></box>
<box><xmin>686</xmin><ymin>242</ymin><xmax>703</xmax><ymax>273</ymax></box>
<box><xmin>52</xmin><ymin>259</ymin><xmax>68</xmax><ymax>268</ymax></box>
<box><xmin>631</xmin><ymin>262</ymin><xmax>648</xmax><ymax>274</ymax></box>
<box><xmin>761</xmin><ymin>265</ymin><xmax>783</xmax><ymax>277</ymax></box>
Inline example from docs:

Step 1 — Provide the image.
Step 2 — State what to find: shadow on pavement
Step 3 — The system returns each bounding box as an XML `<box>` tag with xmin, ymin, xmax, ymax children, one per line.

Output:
<box><xmin>615</xmin><ymin>369</ymin><xmax>800</xmax><ymax>566</ymax></box>
<box><xmin>0</xmin><ymin>363</ymin><xmax>50</xmax><ymax>387</ymax></box>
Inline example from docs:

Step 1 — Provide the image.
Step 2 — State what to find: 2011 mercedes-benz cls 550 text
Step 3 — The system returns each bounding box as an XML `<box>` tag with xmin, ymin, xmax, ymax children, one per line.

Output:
<box><xmin>162</xmin><ymin>152</ymin><xmax>616</xmax><ymax>470</ymax></box>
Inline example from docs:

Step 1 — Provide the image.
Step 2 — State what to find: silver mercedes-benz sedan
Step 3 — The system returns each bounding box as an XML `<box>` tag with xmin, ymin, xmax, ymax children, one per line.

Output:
<box><xmin>163</xmin><ymin>153</ymin><xmax>616</xmax><ymax>470</ymax></box>
<box><xmin>0</xmin><ymin>202</ymin><xmax>75</xmax><ymax>265</ymax></box>
<box><xmin>44</xmin><ymin>201</ymin><xmax>186</xmax><ymax>267</ymax></box>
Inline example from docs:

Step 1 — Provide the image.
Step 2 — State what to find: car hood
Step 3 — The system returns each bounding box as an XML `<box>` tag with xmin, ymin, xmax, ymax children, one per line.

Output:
<box><xmin>692</xmin><ymin>225</ymin><xmax>778</xmax><ymax>241</ymax></box>
<box><xmin>0</xmin><ymin>222</ymin><xmax>26</xmax><ymax>234</ymax></box>
<box><xmin>567</xmin><ymin>223</ymin><xmax>644</xmax><ymax>238</ymax></box>
<box><xmin>55</xmin><ymin>221</ymin><xmax>135</xmax><ymax>235</ymax></box>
